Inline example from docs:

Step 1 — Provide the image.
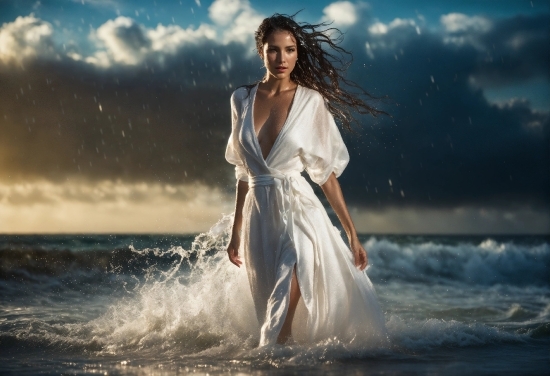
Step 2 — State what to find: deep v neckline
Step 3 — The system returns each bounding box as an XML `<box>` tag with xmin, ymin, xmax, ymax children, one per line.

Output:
<box><xmin>251</xmin><ymin>83</ymin><xmax>300</xmax><ymax>163</ymax></box>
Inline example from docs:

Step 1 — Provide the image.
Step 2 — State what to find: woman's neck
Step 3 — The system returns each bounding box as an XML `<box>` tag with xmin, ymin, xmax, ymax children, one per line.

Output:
<box><xmin>260</xmin><ymin>75</ymin><xmax>297</xmax><ymax>94</ymax></box>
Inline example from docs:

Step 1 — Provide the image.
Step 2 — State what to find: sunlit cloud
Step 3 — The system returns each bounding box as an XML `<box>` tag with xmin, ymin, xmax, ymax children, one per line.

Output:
<box><xmin>86</xmin><ymin>16</ymin><xmax>217</xmax><ymax>67</ymax></box>
<box><xmin>321</xmin><ymin>1</ymin><xmax>359</xmax><ymax>27</ymax></box>
<box><xmin>0</xmin><ymin>180</ymin><xmax>233</xmax><ymax>233</ymax></box>
<box><xmin>0</xmin><ymin>14</ymin><xmax>57</xmax><ymax>64</ymax></box>
<box><xmin>2</xmin><ymin>180</ymin><xmax>546</xmax><ymax>234</ymax></box>
<box><xmin>208</xmin><ymin>0</ymin><xmax>264</xmax><ymax>46</ymax></box>
<box><xmin>209</xmin><ymin>0</ymin><xmax>245</xmax><ymax>26</ymax></box>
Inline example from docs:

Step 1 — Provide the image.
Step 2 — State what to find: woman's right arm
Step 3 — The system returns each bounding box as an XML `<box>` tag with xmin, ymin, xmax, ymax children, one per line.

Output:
<box><xmin>226</xmin><ymin>179</ymin><xmax>249</xmax><ymax>267</ymax></box>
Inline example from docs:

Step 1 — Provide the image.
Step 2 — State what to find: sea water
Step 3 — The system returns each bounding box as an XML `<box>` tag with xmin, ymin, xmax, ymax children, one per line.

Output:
<box><xmin>1</xmin><ymin>215</ymin><xmax>548</xmax><ymax>375</ymax></box>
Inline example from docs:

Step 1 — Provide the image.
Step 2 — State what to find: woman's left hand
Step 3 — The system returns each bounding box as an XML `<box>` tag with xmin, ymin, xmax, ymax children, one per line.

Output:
<box><xmin>350</xmin><ymin>237</ymin><xmax>368</xmax><ymax>271</ymax></box>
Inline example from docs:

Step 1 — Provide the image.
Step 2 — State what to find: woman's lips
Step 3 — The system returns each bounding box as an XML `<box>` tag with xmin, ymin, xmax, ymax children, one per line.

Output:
<box><xmin>276</xmin><ymin>66</ymin><xmax>287</xmax><ymax>72</ymax></box>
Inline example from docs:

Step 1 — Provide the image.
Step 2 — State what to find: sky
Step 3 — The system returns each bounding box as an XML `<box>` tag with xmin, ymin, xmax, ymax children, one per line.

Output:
<box><xmin>0</xmin><ymin>0</ymin><xmax>548</xmax><ymax>234</ymax></box>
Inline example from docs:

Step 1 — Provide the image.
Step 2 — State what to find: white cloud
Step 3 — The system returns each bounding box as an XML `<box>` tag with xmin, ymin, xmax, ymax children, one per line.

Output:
<box><xmin>221</xmin><ymin>8</ymin><xmax>263</xmax><ymax>45</ymax></box>
<box><xmin>208</xmin><ymin>0</ymin><xmax>263</xmax><ymax>45</ymax></box>
<box><xmin>94</xmin><ymin>16</ymin><xmax>150</xmax><ymax>65</ymax></box>
<box><xmin>0</xmin><ymin>14</ymin><xmax>57</xmax><ymax>64</ymax></box>
<box><xmin>209</xmin><ymin>0</ymin><xmax>244</xmax><ymax>26</ymax></box>
<box><xmin>440</xmin><ymin>13</ymin><xmax>492</xmax><ymax>33</ymax></box>
<box><xmin>321</xmin><ymin>1</ymin><xmax>358</xmax><ymax>27</ymax></box>
<box><xmin>440</xmin><ymin>13</ymin><xmax>492</xmax><ymax>48</ymax></box>
<box><xmin>366</xmin><ymin>17</ymin><xmax>421</xmax><ymax>57</ymax></box>
<box><xmin>368</xmin><ymin>22</ymin><xmax>387</xmax><ymax>35</ymax></box>
<box><xmin>368</xmin><ymin>18</ymin><xmax>420</xmax><ymax>35</ymax></box>
<box><xmin>148</xmin><ymin>23</ymin><xmax>216</xmax><ymax>53</ymax></box>
<box><xmin>87</xmin><ymin>16</ymin><xmax>216</xmax><ymax>67</ymax></box>
<box><xmin>1</xmin><ymin>1</ymin><xmax>263</xmax><ymax>68</ymax></box>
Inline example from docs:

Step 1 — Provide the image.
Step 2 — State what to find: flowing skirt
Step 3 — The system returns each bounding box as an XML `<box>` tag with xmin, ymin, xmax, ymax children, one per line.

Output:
<box><xmin>240</xmin><ymin>173</ymin><xmax>387</xmax><ymax>346</ymax></box>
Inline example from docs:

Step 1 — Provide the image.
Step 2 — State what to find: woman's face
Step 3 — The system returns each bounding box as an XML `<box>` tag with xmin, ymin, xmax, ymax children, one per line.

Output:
<box><xmin>261</xmin><ymin>29</ymin><xmax>298</xmax><ymax>81</ymax></box>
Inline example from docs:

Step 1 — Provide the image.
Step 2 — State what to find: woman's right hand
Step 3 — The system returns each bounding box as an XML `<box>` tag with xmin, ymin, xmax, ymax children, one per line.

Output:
<box><xmin>226</xmin><ymin>238</ymin><xmax>242</xmax><ymax>267</ymax></box>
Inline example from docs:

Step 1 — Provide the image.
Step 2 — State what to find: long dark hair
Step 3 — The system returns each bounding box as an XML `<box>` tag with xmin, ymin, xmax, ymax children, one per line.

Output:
<box><xmin>251</xmin><ymin>12</ymin><xmax>386</xmax><ymax>132</ymax></box>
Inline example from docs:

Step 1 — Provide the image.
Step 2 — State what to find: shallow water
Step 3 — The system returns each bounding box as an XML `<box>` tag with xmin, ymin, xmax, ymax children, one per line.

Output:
<box><xmin>1</xmin><ymin>217</ymin><xmax>548</xmax><ymax>375</ymax></box>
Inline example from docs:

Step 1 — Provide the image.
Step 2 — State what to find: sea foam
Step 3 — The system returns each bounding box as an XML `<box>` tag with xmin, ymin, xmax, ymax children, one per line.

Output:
<box><xmin>365</xmin><ymin>237</ymin><xmax>550</xmax><ymax>285</ymax></box>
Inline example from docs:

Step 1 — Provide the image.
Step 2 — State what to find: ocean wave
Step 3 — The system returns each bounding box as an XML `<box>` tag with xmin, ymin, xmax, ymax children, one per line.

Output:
<box><xmin>386</xmin><ymin>315</ymin><xmax>529</xmax><ymax>350</ymax></box>
<box><xmin>2</xmin><ymin>231</ymin><xmax>548</xmax><ymax>289</ymax></box>
<box><xmin>0</xmin><ymin>243</ymin><xmax>208</xmax><ymax>283</ymax></box>
<box><xmin>3</xmin><ymin>220</ymin><xmax>546</xmax><ymax>360</ymax></box>
<box><xmin>365</xmin><ymin>237</ymin><xmax>550</xmax><ymax>286</ymax></box>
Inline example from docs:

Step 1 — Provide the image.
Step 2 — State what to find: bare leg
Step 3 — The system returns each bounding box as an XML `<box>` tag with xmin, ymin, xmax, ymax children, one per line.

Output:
<box><xmin>277</xmin><ymin>265</ymin><xmax>301</xmax><ymax>344</ymax></box>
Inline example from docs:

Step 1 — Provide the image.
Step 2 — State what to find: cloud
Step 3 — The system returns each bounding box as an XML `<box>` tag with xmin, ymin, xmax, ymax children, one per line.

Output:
<box><xmin>148</xmin><ymin>23</ymin><xmax>216</xmax><ymax>53</ymax></box>
<box><xmin>440</xmin><ymin>13</ymin><xmax>491</xmax><ymax>33</ymax></box>
<box><xmin>368</xmin><ymin>17</ymin><xmax>421</xmax><ymax>36</ymax></box>
<box><xmin>0</xmin><ymin>180</ymin><xmax>233</xmax><ymax>233</ymax></box>
<box><xmin>349</xmin><ymin>205</ymin><xmax>550</xmax><ymax>234</ymax></box>
<box><xmin>74</xmin><ymin>1</ymin><xmax>261</xmax><ymax>68</ymax></box>
<box><xmin>0</xmin><ymin>14</ymin><xmax>57</xmax><ymax>64</ymax></box>
<box><xmin>439</xmin><ymin>13</ymin><xmax>550</xmax><ymax>87</ymax></box>
<box><xmin>321</xmin><ymin>1</ymin><xmax>358</xmax><ymax>27</ymax></box>
<box><xmin>209</xmin><ymin>0</ymin><xmax>244</xmax><ymax>26</ymax></box>
<box><xmin>87</xmin><ymin>16</ymin><xmax>217</xmax><ymax>67</ymax></box>
<box><xmin>0</xmin><ymin>4</ymin><xmax>259</xmax><ymax>70</ymax></box>
<box><xmin>93</xmin><ymin>16</ymin><xmax>150</xmax><ymax>65</ymax></box>
<box><xmin>0</xmin><ymin>40</ymin><xmax>258</xmax><ymax>186</ymax></box>
<box><xmin>337</xmin><ymin>12</ymin><xmax>549</xmax><ymax>211</ymax></box>
<box><xmin>0</xmin><ymin>9</ymin><xmax>548</xmax><ymax>234</ymax></box>
<box><xmin>208</xmin><ymin>0</ymin><xmax>264</xmax><ymax>46</ymax></box>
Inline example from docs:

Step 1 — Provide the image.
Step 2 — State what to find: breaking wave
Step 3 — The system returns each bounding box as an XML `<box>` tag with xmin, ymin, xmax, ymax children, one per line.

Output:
<box><xmin>365</xmin><ymin>237</ymin><xmax>550</xmax><ymax>285</ymax></box>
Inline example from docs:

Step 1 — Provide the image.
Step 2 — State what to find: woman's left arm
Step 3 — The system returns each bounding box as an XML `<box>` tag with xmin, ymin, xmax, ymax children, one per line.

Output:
<box><xmin>320</xmin><ymin>172</ymin><xmax>368</xmax><ymax>270</ymax></box>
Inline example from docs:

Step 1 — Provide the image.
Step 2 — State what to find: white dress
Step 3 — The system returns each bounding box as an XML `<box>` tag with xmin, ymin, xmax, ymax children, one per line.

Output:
<box><xmin>225</xmin><ymin>83</ymin><xmax>387</xmax><ymax>346</ymax></box>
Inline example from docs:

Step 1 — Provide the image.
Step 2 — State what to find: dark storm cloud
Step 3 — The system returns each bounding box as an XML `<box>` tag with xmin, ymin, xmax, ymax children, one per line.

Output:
<box><xmin>0</xmin><ymin>11</ymin><xmax>548</xmax><ymax>212</ymax></box>
<box><xmin>470</xmin><ymin>14</ymin><xmax>550</xmax><ymax>86</ymax></box>
<box><xmin>333</xmin><ymin>13</ymin><xmax>549</xmax><ymax>209</ymax></box>
<box><xmin>0</xmin><ymin>41</ymin><xmax>259</xmax><ymax>186</ymax></box>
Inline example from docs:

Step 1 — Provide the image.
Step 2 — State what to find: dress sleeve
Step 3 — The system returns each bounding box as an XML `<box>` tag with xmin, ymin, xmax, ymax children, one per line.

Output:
<box><xmin>225</xmin><ymin>90</ymin><xmax>249</xmax><ymax>182</ymax></box>
<box><xmin>301</xmin><ymin>95</ymin><xmax>349</xmax><ymax>185</ymax></box>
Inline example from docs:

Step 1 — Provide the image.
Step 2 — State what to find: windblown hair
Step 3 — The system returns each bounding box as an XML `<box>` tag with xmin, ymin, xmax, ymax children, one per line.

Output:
<box><xmin>250</xmin><ymin>12</ymin><xmax>386</xmax><ymax>132</ymax></box>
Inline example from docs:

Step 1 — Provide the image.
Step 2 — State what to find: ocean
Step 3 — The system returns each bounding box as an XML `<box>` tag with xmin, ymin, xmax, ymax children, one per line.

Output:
<box><xmin>1</xmin><ymin>215</ymin><xmax>548</xmax><ymax>375</ymax></box>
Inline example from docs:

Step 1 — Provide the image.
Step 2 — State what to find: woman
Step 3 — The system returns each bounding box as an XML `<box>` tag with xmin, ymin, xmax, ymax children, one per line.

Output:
<box><xmin>225</xmin><ymin>13</ymin><xmax>387</xmax><ymax>346</ymax></box>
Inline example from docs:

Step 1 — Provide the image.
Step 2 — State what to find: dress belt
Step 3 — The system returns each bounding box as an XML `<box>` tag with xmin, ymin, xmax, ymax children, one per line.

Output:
<box><xmin>248</xmin><ymin>172</ymin><xmax>301</xmax><ymax>188</ymax></box>
<box><xmin>248</xmin><ymin>172</ymin><xmax>303</xmax><ymax>253</ymax></box>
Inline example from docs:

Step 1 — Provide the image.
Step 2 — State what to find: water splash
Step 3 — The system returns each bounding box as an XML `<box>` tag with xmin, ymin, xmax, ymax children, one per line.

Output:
<box><xmin>86</xmin><ymin>213</ymin><xmax>259</xmax><ymax>356</ymax></box>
